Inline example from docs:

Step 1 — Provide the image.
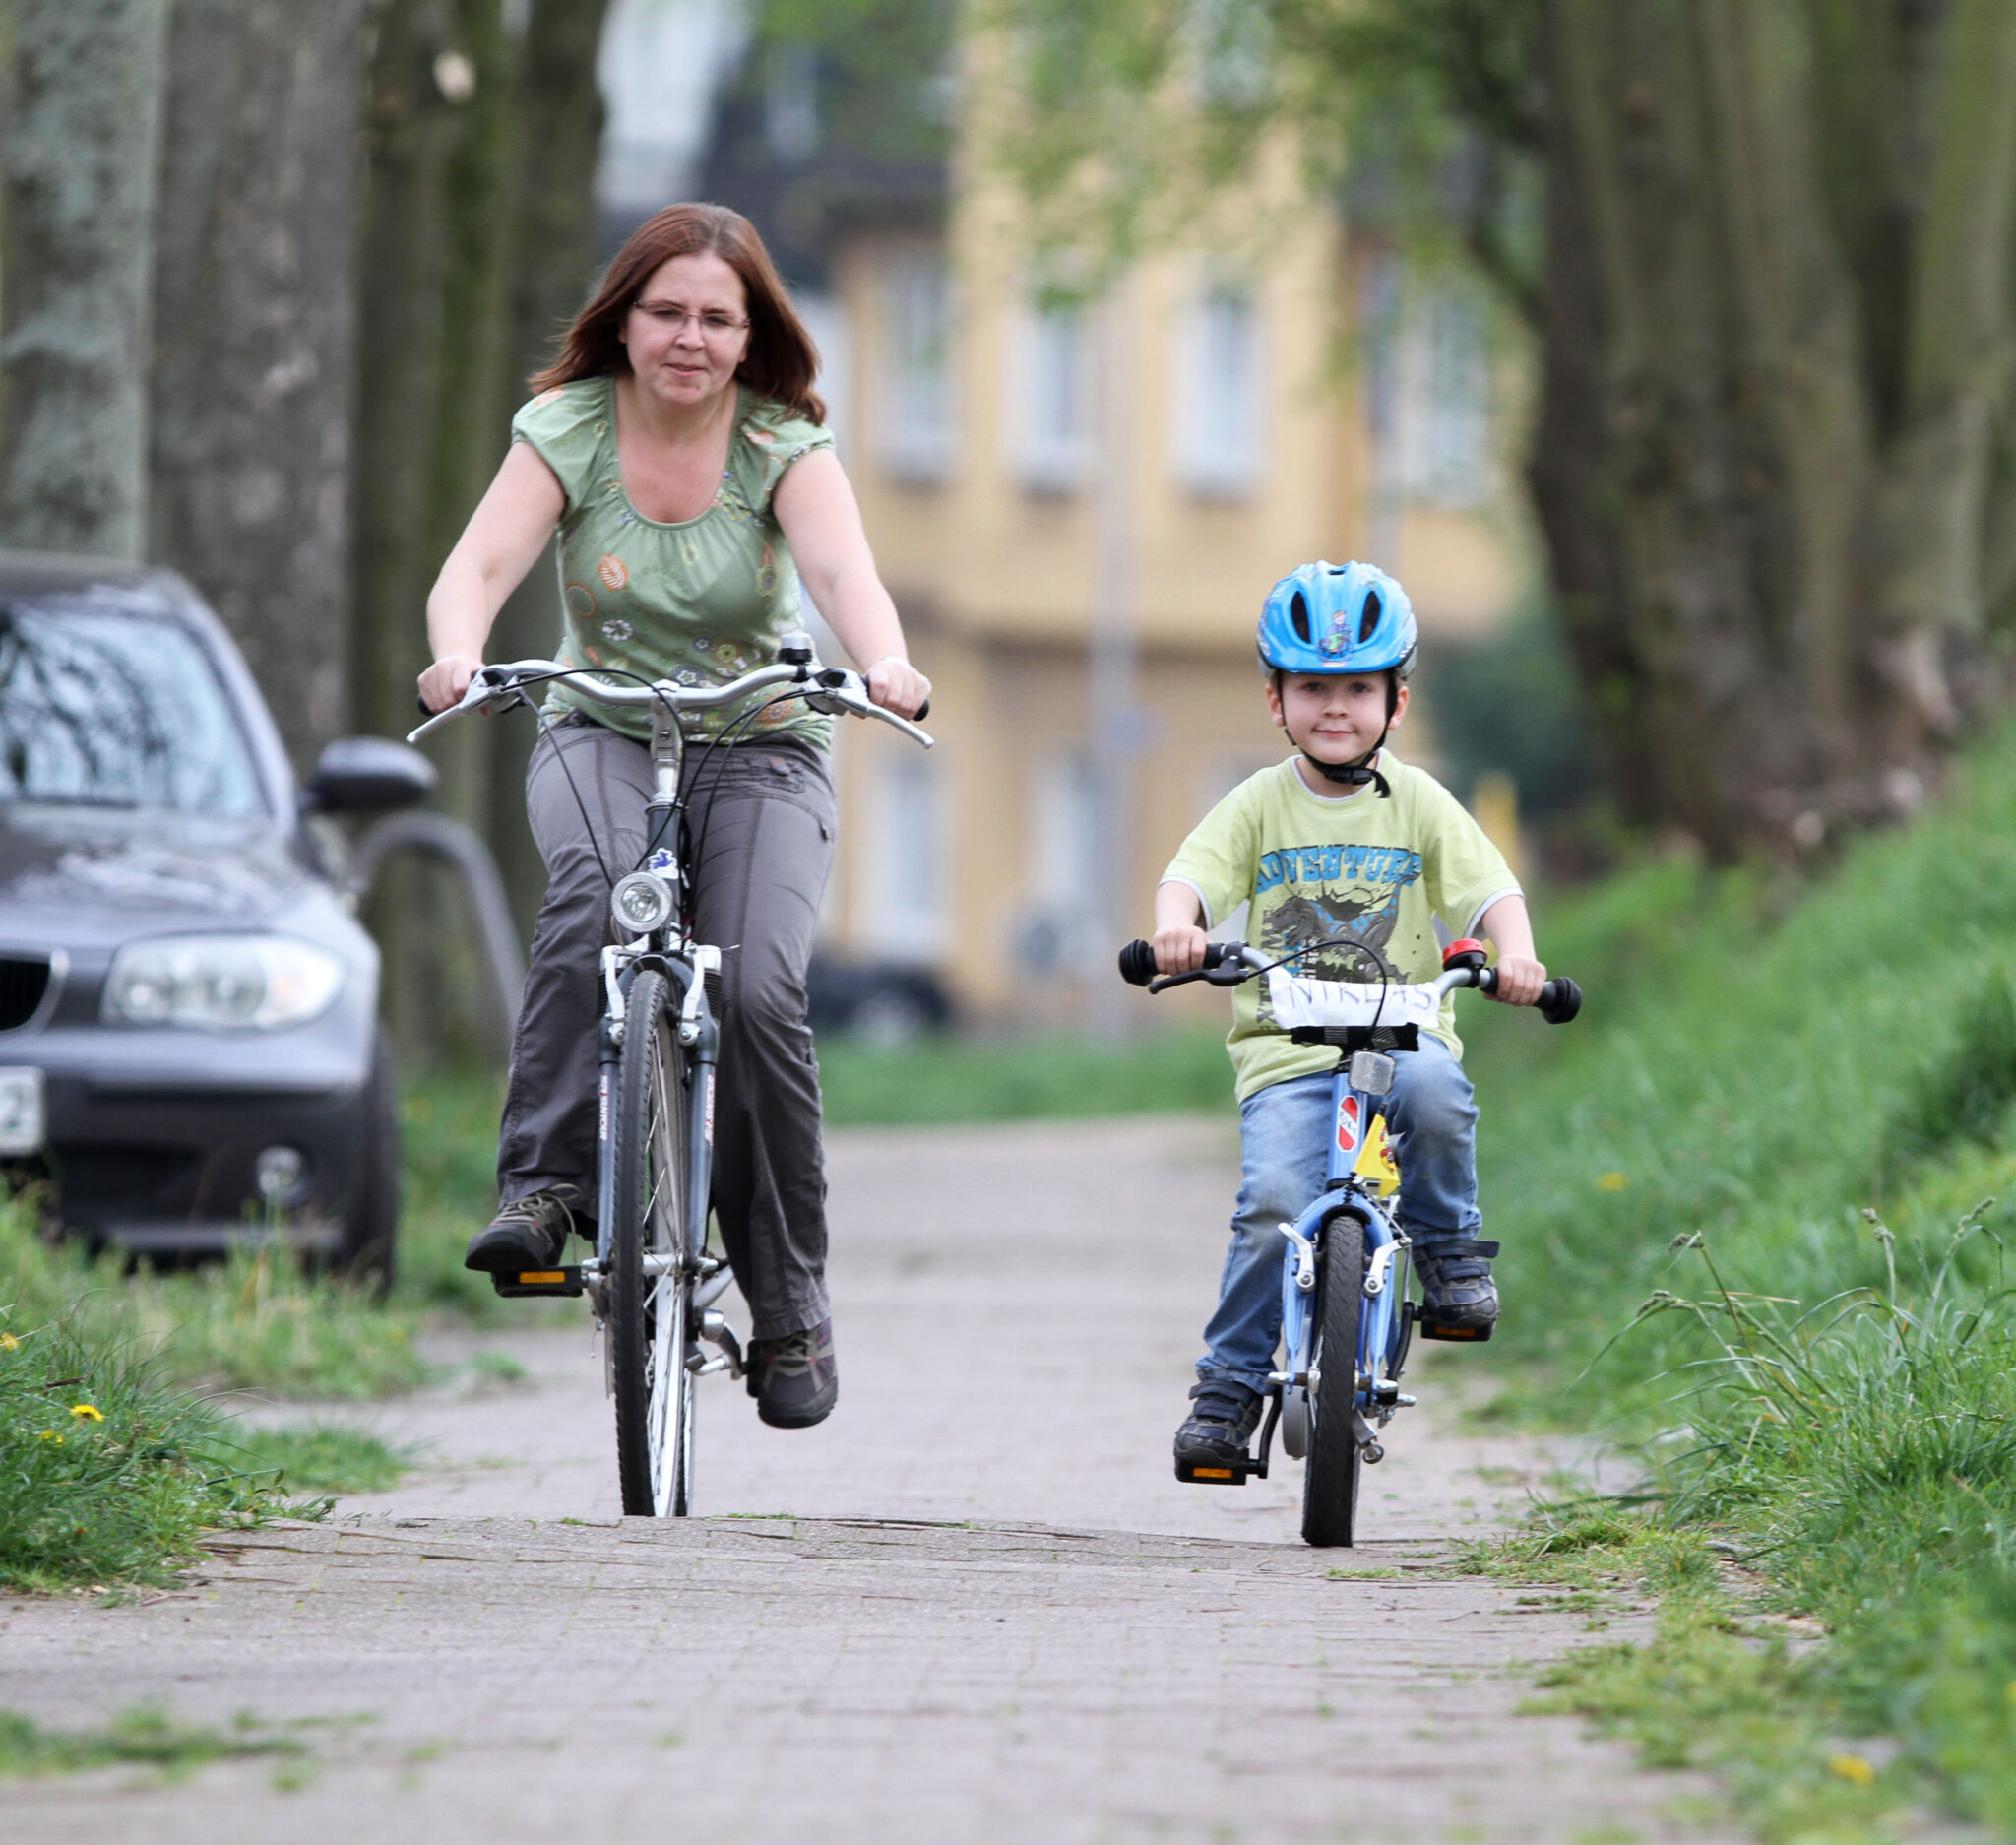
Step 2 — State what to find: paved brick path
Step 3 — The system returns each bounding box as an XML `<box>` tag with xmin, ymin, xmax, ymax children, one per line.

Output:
<box><xmin>3</xmin><ymin>1119</ymin><xmax>1731</xmax><ymax>1842</ymax></box>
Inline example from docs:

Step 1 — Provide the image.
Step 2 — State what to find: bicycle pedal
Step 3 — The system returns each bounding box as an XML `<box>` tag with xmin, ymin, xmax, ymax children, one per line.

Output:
<box><xmin>1174</xmin><ymin>1454</ymin><xmax>1260</xmax><ymax>1486</ymax></box>
<box><xmin>1416</xmin><ymin>1316</ymin><xmax>1493</xmax><ymax>1343</ymax></box>
<box><xmin>491</xmin><ymin>1265</ymin><xmax>587</xmax><ymax>1298</ymax></box>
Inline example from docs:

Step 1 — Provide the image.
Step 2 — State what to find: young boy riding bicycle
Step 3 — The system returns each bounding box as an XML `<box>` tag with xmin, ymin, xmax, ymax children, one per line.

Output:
<box><xmin>1151</xmin><ymin>561</ymin><xmax>1547</xmax><ymax>1479</ymax></box>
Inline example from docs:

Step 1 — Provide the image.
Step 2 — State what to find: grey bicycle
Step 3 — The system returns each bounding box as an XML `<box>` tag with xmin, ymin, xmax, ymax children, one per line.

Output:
<box><xmin>410</xmin><ymin>634</ymin><xmax>932</xmax><ymax>1515</ymax></box>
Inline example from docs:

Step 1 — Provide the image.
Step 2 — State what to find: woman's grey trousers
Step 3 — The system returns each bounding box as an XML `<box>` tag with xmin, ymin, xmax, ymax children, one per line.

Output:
<box><xmin>497</xmin><ymin>715</ymin><xmax>837</xmax><ymax>1341</ymax></box>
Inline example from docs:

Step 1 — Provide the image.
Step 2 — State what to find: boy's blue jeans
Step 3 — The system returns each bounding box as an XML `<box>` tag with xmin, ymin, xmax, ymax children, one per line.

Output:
<box><xmin>1198</xmin><ymin>1035</ymin><xmax>1481</xmax><ymax>1394</ymax></box>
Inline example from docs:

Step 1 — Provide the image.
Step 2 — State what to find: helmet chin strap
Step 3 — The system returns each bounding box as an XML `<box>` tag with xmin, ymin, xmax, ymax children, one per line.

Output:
<box><xmin>1296</xmin><ymin>721</ymin><xmax>1393</xmax><ymax>798</ymax></box>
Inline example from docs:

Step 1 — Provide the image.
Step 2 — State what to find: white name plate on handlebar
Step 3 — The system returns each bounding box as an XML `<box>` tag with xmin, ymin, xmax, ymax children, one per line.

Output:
<box><xmin>1265</xmin><ymin>971</ymin><xmax>1443</xmax><ymax>1031</ymax></box>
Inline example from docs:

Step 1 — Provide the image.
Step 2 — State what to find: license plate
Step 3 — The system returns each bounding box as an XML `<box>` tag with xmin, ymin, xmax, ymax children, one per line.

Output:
<box><xmin>0</xmin><ymin>1066</ymin><xmax>44</xmax><ymax>1155</ymax></box>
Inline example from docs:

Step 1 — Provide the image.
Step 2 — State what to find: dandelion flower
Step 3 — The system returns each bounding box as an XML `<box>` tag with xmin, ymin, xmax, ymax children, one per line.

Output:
<box><xmin>1827</xmin><ymin>1753</ymin><xmax>1876</xmax><ymax>1788</ymax></box>
<box><xmin>70</xmin><ymin>1403</ymin><xmax>104</xmax><ymax>1422</ymax></box>
<box><xmin>37</xmin><ymin>1430</ymin><xmax>63</xmax><ymax>1444</ymax></box>
<box><xmin>1597</xmin><ymin>1172</ymin><xmax>1628</xmax><ymax>1193</ymax></box>
<box><xmin>0</xmin><ymin>1331</ymin><xmax>18</xmax><ymax>1350</ymax></box>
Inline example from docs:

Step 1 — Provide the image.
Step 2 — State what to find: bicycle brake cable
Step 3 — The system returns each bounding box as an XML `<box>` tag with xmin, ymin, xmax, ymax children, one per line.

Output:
<box><xmin>510</xmin><ymin>665</ymin><xmax>661</xmax><ymax>896</ymax></box>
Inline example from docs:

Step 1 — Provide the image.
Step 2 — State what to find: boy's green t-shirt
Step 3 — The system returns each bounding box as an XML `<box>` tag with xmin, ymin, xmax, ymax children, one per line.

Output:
<box><xmin>1162</xmin><ymin>753</ymin><xmax>1521</xmax><ymax>1101</ymax></box>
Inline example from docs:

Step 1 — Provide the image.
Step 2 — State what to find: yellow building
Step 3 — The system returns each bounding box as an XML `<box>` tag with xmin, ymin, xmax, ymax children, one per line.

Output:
<box><xmin>807</xmin><ymin>196</ymin><xmax>1524</xmax><ymax>1030</ymax></box>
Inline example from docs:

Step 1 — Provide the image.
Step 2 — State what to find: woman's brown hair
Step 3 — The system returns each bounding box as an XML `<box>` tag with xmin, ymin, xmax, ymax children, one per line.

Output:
<box><xmin>530</xmin><ymin>202</ymin><xmax>826</xmax><ymax>422</ymax></box>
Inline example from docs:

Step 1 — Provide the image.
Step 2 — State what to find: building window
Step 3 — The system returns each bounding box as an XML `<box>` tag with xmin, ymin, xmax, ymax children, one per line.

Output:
<box><xmin>1172</xmin><ymin>281</ymin><xmax>1263</xmax><ymax>500</ymax></box>
<box><xmin>1363</xmin><ymin>261</ymin><xmax>1493</xmax><ymax>512</ymax></box>
<box><xmin>1017</xmin><ymin>751</ymin><xmax>1102</xmax><ymax>972</ymax></box>
<box><xmin>864</xmin><ymin>748</ymin><xmax>948</xmax><ymax>959</ymax></box>
<box><xmin>1411</xmin><ymin>290</ymin><xmax>1490</xmax><ymax>507</ymax></box>
<box><xmin>1013</xmin><ymin>299</ymin><xmax>1088</xmax><ymax>494</ymax></box>
<box><xmin>878</xmin><ymin>255</ymin><xmax>955</xmax><ymax>485</ymax></box>
<box><xmin>793</xmin><ymin>289</ymin><xmax>850</xmax><ymax>452</ymax></box>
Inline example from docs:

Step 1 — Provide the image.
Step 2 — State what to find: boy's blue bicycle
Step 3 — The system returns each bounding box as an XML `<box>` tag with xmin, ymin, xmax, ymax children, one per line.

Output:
<box><xmin>1118</xmin><ymin>936</ymin><xmax>1581</xmax><ymax>1546</ymax></box>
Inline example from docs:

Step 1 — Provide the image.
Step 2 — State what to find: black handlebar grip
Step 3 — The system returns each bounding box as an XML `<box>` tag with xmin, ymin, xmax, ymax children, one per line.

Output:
<box><xmin>1117</xmin><ymin>939</ymin><xmax>1158</xmax><ymax>986</ymax></box>
<box><xmin>416</xmin><ymin>693</ymin><xmax>431</xmax><ymax>717</ymax></box>
<box><xmin>1476</xmin><ymin>966</ymin><xmax>1583</xmax><ymax>1024</ymax></box>
<box><xmin>1118</xmin><ymin>939</ymin><xmax>1230</xmax><ymax>986</ymax></box>
<box><xmin>915</xmin><ymin>698</ymin><xmax>930</xmax><ymax>722</ymax></box>
<box><xmin>1538</xmin><ymin>975</ymin><xmax>1582</xmax><ymax>1025</ymax></box>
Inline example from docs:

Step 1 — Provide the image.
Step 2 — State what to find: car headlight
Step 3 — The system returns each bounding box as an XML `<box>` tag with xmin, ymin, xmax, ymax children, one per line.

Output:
<box><xmin>610</xmin><ymin>871</ymin><xmax>675</xmax><ymax>936</ymax></box>
<box><xmin>103</xmin><ymin>934</ymin><xmax>346</xmax><ymax>1030</ymax></box>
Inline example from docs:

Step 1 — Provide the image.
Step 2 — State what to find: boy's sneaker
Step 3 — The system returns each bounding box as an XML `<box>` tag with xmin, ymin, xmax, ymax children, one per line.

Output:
<box><xmin>463</xmin><ymin>1185</ymin><xmax>588</xmax><ymax>1273</ymax></box>
<box><xmin>1415</xmin><ymin>1238</ymin><xmax>1501</xmax><ymax>1340</ymax></box>
<box><xmin>746</xmin><ymin>1317</ymin><xmax>838</xmax><ymax>1428</ymax></box>
<box><xmin>1173</xmin><ymin>1377</ymin><xmax>1264</xmax><ymax>1474</ymax></box>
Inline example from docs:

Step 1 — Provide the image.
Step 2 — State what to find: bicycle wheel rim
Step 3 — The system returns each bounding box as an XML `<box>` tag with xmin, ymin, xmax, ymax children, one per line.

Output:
<box><xmin>1301</xmin><ymin>1211</ymin><xmax>1365</xmax><ymax>1547</ymax></box>
<box><xmin>610</xmin><ymin>970</ymin><xmax>689</xmax><ymax>1516</ymax></box>
<box><xmin>644</xmin><ymin>1020</ymin><xmax>691</xmax><ymax>1517</ymax></box>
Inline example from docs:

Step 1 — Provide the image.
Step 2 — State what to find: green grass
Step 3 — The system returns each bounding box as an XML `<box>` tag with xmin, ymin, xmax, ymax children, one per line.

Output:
<box><xmin>220</xmin><ymin>1423</ymin><xmax>416</xmax><ymax>1496</ymax></box>
<box><xmin>0</xmin><ymin>1309</ymin><xmax>288</xmax><ymax>1593</ymax></box>
<box><xmin>0</xmin><ymin>1705</ymin><xmax>302</xmax><ymax>1780</ymax></box>
<box><xmin>1434</xmin><ymin>715</ymin><xmax>2016</xmax><ymax>1836</ymax></box>
<box><xmin>0</xmin><ymin>1208</ymin><xmax>431</xmax><ymax>1400</ymax></box>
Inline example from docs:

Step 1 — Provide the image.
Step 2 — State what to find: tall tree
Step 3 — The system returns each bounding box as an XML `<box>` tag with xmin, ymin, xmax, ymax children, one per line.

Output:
<box><xmin>985</xmin><ymin>0</ymin><xmax>2016</xmax><ymax>857</ymax></box>
<box><xmin>353</xmin><ymin>0</ymin><xmax>612</xmax><ymax>1062</ymax></box>
<box><xmin>151</xmin><ymin>0</ymin><xmax>371</xmax><ymax>762</ymax></box>
<box><xmin>0</xmin><ymin>0</ymin><xmax>170</xmax><ymax>561</ymax></box>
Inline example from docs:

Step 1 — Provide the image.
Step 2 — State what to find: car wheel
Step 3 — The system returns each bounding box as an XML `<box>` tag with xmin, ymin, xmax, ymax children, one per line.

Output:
<box><xmin>339</xmin><ymin>1028</ymin><xmax>400</xmax><ymax>1295</ymax></box>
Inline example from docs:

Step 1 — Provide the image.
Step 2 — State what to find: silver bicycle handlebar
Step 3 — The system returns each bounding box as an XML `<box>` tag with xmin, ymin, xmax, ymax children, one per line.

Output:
<box><xmin>406</xmin><ymin>645</ymin><xmax>934</xmax><ymax>749</ymax></box>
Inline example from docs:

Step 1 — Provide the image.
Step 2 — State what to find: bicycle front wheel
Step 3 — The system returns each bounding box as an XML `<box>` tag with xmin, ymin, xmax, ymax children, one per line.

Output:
<box><xmin>609</xmin><ymin>967</ymin><xmax>698</xmax><ymax>1516</ymax></box>
<box><xmin>1301</xmin><ymin>1210</ymin><xmax>1365</xmax><ymax>1547</ymax></box>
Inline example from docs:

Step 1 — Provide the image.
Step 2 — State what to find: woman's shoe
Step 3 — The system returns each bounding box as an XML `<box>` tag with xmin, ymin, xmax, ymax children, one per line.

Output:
<box><xmin>463</xmin><ymin>1185</ymin><xmax>587</xmax><ymax>1273</ymax></box>
<box><xmin>746</xmin><ymin>1318</ymin><xmax>838</xmax><ymax>1428</ymax></box>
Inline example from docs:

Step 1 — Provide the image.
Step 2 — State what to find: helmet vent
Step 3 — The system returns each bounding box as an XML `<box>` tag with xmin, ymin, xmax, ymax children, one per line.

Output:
<box><xmin>1358</xmin><ymin>591</ymin><xmax>1382</xmax><ymax>644</ymax></box>
<box><xmin>1290</xmin><ymin>590</ymin><xmax>1312</xmax><ymax>643</ymax></box>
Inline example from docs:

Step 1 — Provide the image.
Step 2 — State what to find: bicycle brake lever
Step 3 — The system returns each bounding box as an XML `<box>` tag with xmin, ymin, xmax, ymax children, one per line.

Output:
<box><xmin>1146</xmin><ymin>964</ymin><xmax>1248</xmax><ymax>994</ymax></box>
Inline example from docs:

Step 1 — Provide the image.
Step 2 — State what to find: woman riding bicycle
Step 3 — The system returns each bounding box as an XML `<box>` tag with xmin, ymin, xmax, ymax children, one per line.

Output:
<box><xmin>417</xmin><ymin>202</ymin><xmax>929</xmax><ymax>1431</ymax></box>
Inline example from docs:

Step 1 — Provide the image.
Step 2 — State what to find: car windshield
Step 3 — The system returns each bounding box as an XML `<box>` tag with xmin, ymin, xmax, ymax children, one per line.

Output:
<box><xmin>0</xmin><ymin>596</ymin><xmax>266</xmax><ymax>816</ymax></box>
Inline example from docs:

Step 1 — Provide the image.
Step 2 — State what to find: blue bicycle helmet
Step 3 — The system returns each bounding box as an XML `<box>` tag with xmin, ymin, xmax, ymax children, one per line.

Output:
<box><xmin>1256</xmin><ymin>561</ymin><xmax>1418</xmax><ymax>795</ymax></box>
<box><xmin>1257</xmin><ymin>560</ymin><xmax>1418</xmax><ymax>679</ymax></box>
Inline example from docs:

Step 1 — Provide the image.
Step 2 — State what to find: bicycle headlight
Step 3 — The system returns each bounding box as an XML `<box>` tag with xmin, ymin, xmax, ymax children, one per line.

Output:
<box><xmin>611</xmin><ymin>871</ymin><xmax>675</xmax><ymax>936</ymax></box>
<box><xmin>103</xmin><ymin>934</ymin><xmax>346</xmax><ymax>1030</ymax></box>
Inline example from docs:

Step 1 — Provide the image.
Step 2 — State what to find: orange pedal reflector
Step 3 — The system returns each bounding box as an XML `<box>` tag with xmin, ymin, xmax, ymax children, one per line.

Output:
<box><xmin>518</xmin><ymin>1271</ymin><xmax>565</xmax><ymax>1285</ymax></box>
<box><xmin>1191</xmin><ymin>1467</ymin><xmax>1234</xmax><ymax>1479</ymax></box>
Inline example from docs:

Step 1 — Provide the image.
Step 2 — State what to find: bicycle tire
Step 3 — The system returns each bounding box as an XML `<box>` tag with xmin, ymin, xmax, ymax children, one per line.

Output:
<box><xmin>609</xmin><ymin>968</ymin><xmax>698</xmax><ymax>1516</ymax></box>
<box><xmin>1301</xmin><ymin>1210</ymin><xmax>1365</xmax><ymax>1547</ymax></box>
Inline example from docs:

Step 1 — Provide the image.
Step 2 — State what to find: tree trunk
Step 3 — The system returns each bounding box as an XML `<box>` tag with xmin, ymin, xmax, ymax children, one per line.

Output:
<box><xmin>151</xmin><ymin>0</ymin><xmax>370</xmax><ymax>765</ymax></box>
<box><xmin>354</xmin><ymin>0</ymin><xmax>613</xmax><ymax>1064</ymax></box>
<box><xmin>1532</xmin><ymin>0</ymin><xmax>2016</xmax><ymax>855</ymax></box>
<box><xmin>0</xmin><ymin>0</ymin><xmax>169</xmax><ymax>561</ymax></box>
<box><xmin>484</xmin><ymin>0</ymin><xmax>614</xmax><ymax>939</ymax></box>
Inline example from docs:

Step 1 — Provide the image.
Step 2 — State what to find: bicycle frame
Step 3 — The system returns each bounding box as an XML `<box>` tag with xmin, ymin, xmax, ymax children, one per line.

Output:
<box><xmin>1273</xmin><ymin>1059</ymin><xmax>1413</xmax><ymax>1459</ymax></box>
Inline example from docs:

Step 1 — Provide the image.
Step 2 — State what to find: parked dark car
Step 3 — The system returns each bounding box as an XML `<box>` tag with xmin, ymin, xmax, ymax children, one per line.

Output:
<box><xmin>0</xmin><ymin>554</ymin><xmax>434</xmax><ymax>1279</ymax></box>
<box><xmin>806</xmin><ymin>953</ymin><xmax>953</xmax><ymax>1045</ymax></box>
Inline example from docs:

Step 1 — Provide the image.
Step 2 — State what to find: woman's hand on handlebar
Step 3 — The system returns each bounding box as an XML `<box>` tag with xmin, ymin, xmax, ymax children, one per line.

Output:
<box><xmin>1487</xmin><ymin>952</ymin><xmax>1548</xmax><ymax>1006</ymax></box>
<box><xmin>865</xmin><ymin>657</ymin><xmax>931</xmax><ymax>721</ymax></box>
<box><xmin>419</xmin><ymin>654</ymin><xmax>483</xmax><ymax>715</ymax></box>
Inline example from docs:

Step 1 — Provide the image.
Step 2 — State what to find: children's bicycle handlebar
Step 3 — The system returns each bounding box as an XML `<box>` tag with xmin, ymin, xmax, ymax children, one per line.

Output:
<box><xmin>1116</xmin><ymin>936</ymin><xmax>1584</xmax><ymax>1025</ymax></box>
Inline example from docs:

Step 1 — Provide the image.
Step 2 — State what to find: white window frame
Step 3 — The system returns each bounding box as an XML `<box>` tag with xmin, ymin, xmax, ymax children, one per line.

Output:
<box><xmin>863</xmin><ymin>746</ymin><xmax>950</xmax><ymax>960</ymax></box>
<box><xmin>1170</xmin><ymin>277</ymin><xmax>1265</xmax><ymax>501</ymax></box>
<box><xmin>1008</xmin><ymin>297</ymin><xmax>1089</xmax><ymax>495</ymax></box>
<box><xmin>877</xmin><ymin>253</ymin><xmax>956</xmax><ymax>486</ymax></box>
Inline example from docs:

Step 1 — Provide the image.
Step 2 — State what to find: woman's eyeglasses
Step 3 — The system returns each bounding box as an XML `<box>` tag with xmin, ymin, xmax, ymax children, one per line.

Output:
<box><xmin>631</xmin><ymin>301</ymin><xmax>750</xmax><ymax>339</ymax></box>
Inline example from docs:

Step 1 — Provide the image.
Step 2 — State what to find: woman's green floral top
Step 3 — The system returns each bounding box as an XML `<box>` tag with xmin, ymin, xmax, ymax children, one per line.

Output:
<box><xmin>511</xmin><ymin>375</ymin><xmax>836</xmax><ymax>746</ymax></box>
